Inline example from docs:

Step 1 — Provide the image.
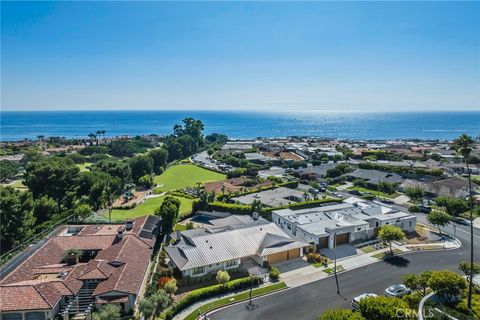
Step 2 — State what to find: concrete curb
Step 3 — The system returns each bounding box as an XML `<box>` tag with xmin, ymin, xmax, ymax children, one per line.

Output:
<box><xmin>196</xmin><ymin>286</ymin><xmax>288</xmax><ymax>320</ymax></box>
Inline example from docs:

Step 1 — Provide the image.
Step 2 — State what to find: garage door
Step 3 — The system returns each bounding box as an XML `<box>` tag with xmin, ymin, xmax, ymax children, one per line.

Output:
<box><xmin>335</xmin><ymin>233</ymin><xmax>350</xmax><ymax>245</ymax></box>
<box><xmin>287</xmin><ymin>248</ymin><xmax>300</xmax><ymax>259</ymax></box>
<box><xmin>267</xmin><ymin>251</ymin><xmax>288</xmax><ymax>264</ymax></box>
<box><xmin>318</xmin><ymin>237</ymin><xmax>329</xmax><ymax>249</ymax></box>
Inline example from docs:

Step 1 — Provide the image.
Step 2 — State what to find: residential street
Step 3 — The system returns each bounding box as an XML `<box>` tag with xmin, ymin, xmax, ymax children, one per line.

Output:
<box><xmin>209</xmin><ymin>203</ymin><xmax>479</xmax><ymax>320</ymax></box>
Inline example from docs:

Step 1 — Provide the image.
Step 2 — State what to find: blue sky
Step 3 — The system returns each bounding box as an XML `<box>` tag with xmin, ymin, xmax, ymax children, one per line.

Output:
<box><xmin>1</xmin><ymin>1</ymin><xmax>479</xmax><ymax>112</ymax></box>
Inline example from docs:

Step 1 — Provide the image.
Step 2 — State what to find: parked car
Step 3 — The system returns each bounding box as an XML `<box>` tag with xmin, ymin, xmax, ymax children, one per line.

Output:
<box><xmin>385</xmin><ymin>284</ymin><xmax>411</xmax><ymax>297</ymax></box>
<box><xmin>419</xmin><ymin>205</ymin><xmax>432</xmax><ymax>213</ymax></box>
<box><xmin>352</xmin><ymin>293</ymin><xmax>378</xmax><ymax>310</ymax></box>
<box><xmin>348</xmin><ymin>189</ymin><xmax>362</xmax><ymax>196</ymax></box>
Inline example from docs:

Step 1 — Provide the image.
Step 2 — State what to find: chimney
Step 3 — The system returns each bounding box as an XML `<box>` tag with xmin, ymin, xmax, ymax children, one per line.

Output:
<box><xmin>117</xmin><ymin>228</ymin><xmax>124</xmax><ymax>241</ymax></box>
<box><xmin>66</xmin><ymin>252</ymin><xmax>79</xmax><ymax>266</ymax></box>
<box><xmin>125</xmin><ymin>219</ymin><xmax>134</xmax><ymax>230</ymax></box>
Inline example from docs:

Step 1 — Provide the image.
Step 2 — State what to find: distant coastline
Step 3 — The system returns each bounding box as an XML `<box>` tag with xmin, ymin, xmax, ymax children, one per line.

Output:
<box><xmin>1</xmin><ymin>110</ymin><xmax>479</xmax><ymax>141</ymax></box>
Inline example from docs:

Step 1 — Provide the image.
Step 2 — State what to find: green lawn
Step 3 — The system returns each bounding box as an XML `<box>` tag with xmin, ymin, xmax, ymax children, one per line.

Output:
<box><xmin>347</xmin><ymin>186</ymin><xmax>400</xmax><ymax>199</ymax></box>
<box><xmin>76</xmin><ymin>162</ymin><xmax>93</xmax><ymax>172</ymax></box>
<box><xmin>360</xmin><ymin>245</ymin><xmax>376</xmax><ymax>253</ymax></box>
<box><xmin>9</xmin><ymin>180</ymin><xmax>27</xmax><ymax>190</ymax></box>
<box><xmin>110</xmin><ymin>195</ymin><xmax>194</xmax><ymax>221</ymax></box>
<box><xmin>372</xmin><ymin>248</ymin><xmax>402</xmax><ymax>259</ymax></box>
<box><xmin>323</xmin><ymin>265</ymin><xmax>344</xmax><ymax>275</ymax></box>
<box><xmin>153</xmin><ymin>164</ymin><xmax>225</xmax><ymax>192</ymax></box>
<box><xmin>183</xmin><ymin>282</ymin><xmax>287</xmax><ymax>320</ymax></box>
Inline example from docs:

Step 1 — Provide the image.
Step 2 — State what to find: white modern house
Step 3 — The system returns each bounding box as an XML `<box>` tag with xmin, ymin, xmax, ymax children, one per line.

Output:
<box><xmin>272</xmin><ymin>198</ymin><xmax>416</xmax><ymax>250</ymax></box>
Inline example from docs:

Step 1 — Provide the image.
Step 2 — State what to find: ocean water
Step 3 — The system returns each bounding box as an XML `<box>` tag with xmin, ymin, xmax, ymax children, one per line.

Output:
<box><xmin>0</xmin><ymin>110</ymin><xmax>479</xmax><ymax>141</ymax></box>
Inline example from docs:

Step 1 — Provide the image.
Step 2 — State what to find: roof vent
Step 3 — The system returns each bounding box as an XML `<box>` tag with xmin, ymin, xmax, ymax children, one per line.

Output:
<box><xmin>210</xmin><ymin>246</ymin><xmax>213</xmax><ymax>249</ymax></box>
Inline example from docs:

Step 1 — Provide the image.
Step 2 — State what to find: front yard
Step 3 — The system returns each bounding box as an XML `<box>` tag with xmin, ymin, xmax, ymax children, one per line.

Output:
<box><xmin>346</xmin><ymin>186</ymin><xmax>400</xmax><ymax>199</ymax></box>
<box><xmin>110</xmin><ymin>195</ymin><xmax>194</xmax><ymax>221</ymax></box>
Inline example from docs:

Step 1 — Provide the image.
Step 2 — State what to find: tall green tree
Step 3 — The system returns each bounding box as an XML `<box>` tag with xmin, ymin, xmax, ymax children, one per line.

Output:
<box><xmin>453</xmin><ymin>133</ymin><xmax>476</xmax><ymax>309</ymax></box>
<box><xmin>138</xmin><ymin>290</ymin><xmax>171</xmax><ymax>319</ymax></box>
<box><xmin>129</xmin><ymin>154</ymin><xmax>154</xmax><ymax>183</ymax></box>
<box><xmin>434</xmin><ymin>196</ymin><xmax>469</xmax><ymax>216</ymax></box>
<box><xmin>403</xmin><ymin>271</ymin><xmax>432</xmax><ymax>297</ymax></box>
<box><xmin>149</xmin><ymin>148</ymin><xmax>169</xmax><ymax>174</ymax></box>
<box><xmin>33</xmin><ymin>196</ymin><xmax>58</xmax><ymax>224</ymax></box>
<box><xmin>0</xmin><ymin>186</ymin><xmax>36</xmax><ymax>252</ymax></box>
<box><xmin>155</xmin><ymin>196</ymin><xmax>181</xmax><ymax>235</ymax></box>
<box><xmin>378</xmin><ymin>225</ymin><xmax>405</xmax><ymax>254</ymax></box>
<box><xmin>427</xmin><ymin>211</ymin><xmax>453</xmax><ymax>235</ymax></box>
<box><xmin>428</xmin><ymin>270</ymin><xmax>467</xmax><ymax>304</ymax></box>
<box><xmin>92</xmin><ymin>304</ymin><xmax>121</xmax><ymax>320</ymax></box>
<box><xmin>24</xmin><ymin>157</ymin><xmax>80</xmax><ymax>211</ymax></box>
<box><xmin>405</xmin><ymin>187</ymin><xmax>424</xmax><ymax>204</ymax></box>
<box><xmin>93</xmin><ymin>159</ymin><xmax>131</xmax><ymax>192</ymax></box>
<box><xmin>0</xmin><ymin>160</ymin><xmax>18</xmax><ymax>182</ymax></box>
<box><xmin>459</xmin><ymin>261</ymin><xmax>480</xmax><ymax>278</ymax></box>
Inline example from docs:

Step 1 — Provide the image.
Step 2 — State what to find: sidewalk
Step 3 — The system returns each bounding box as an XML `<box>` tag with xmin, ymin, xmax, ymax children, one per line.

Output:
<box><xmin>280</xmin><ymin>237</ymin><xmax>461</xmax><ymax>288</ymax></box>
<box><xmin>474</xmin><ymin>217</ymin><xmax>480</xmax><ymax>231</ymax></box>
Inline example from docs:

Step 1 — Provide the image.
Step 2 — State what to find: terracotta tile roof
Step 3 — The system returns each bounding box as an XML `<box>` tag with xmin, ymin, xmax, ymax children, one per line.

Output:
<box><xmin>0</xmin><ymin>280</ymin><xmax>72</xmax><ymax>312</ymax></box>
<box><xmin>0</xmin><ymin>285</ymin><xmax>51</xmax><ymax>311</ymax></box>
<box><xmin>0</xmin><ymin>216</ymin><xmax>156</xmax><ymax>312</ymax></box>
<box><xmin>93</xmin><ymin>236</ymin><xmax>151</xmax><ymax>296</ymax></box>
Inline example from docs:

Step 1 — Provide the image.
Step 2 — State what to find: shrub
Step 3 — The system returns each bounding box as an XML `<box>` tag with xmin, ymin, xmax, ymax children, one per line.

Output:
<box><xmin>307</xmin><ymin>253</ymin><xmax>323</xmax><ymax>264</ymax></box>
<box><xmin>216</xmin><ymin>270</ymin><xmax>230</xmax><ymax>286</ymax></box>
<box><xmin>269</xmin><ymin>267</ymin><xmax>280</xmax><ymax>281</ymax></box>
<box><xmin>157</xmin><ymin>276</ymin><xmax>173</xmax><ymax>288</ymax></box>
<box><xmin>408</xmin><ymin>205</ymin><xmax>420</xmax><ymax>213</ymax></box>
<box><xmin>164</xmin><ymin>276</ymin><xmax>262</xmax><ymax>319</ymax></box>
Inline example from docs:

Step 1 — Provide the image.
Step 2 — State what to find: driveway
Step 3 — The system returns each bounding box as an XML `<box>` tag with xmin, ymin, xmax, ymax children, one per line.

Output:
<box><xmin>320</xmin><ymin>244</ymin><xmax>358</xmax><ymax>260</ymax></box>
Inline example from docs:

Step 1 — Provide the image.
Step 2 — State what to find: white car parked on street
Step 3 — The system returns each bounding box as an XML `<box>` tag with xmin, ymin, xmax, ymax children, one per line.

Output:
<box><xmin>384</xmin><ymin>284</ymin><xmax>411</xmax><ymax>297</ymax></box>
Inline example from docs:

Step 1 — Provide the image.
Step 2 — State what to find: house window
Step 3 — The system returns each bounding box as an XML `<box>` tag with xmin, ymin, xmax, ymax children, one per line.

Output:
<box><xmin>192</xmin><ymin>266</ymin><xmax>205</xmax><ymax>275</ymax></box>
<box><xmin>357</xmin><ymin>227</ymin><xmax>361</xmax><ymax>231</ymax></box>
<box><xmin>2</xmin><ymin>314</ymin><xmax>23</xmax><ymax>320</ymax></box>
<box><xmin>278</xmin><ymin>218</ymin><xmax>280</xmax><ymax>224</ymax></box>
<box><xmin>287</xmin><ymin>223</ymin><xmax>291</xmax><ymax>230</ymax></box>
<box><xmin>375</xmin><ymin>222</ymin><xmax>379</xmax><ymax>227</ymax></box>
<box><xmin>25</xmin><ymin>313</ymin><xmax>46</xmax><ymax>320</ymax></box>
<box><xmin>409</xmin><ymin>221</ymin><xmax>412</xmax><ymax>227</ymax></box>
<box><xmin>225</xmin><ymin>259</ymin><xmax>237</xmax><ymax>268</ymax></box>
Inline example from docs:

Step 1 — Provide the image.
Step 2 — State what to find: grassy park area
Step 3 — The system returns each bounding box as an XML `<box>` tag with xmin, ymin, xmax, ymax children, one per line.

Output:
<box><xmin>110</xmin><ymin>195</ymin><xmax>194</xmax><ymax>221</ymax></box>
<box><xmin>153</xmin><ymin>164</ymin><xmax>225</xmax><ymax>192</ymax></box>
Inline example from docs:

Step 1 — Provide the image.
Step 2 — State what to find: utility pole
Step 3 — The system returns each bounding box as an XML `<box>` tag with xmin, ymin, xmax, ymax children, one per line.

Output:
<box><xmin>333</xmin><ymin>233</ymin><xmax>340</xmax><ymax>294</ymax></box>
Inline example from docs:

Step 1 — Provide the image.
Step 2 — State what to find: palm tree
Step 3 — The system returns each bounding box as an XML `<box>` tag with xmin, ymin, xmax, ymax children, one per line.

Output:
<box><xmin>88</xmin><ymin>133</ymin><xmax>96</xmax><ymax>146</ymax></box>
<box><xmin>36</xmin><ymin>135</ymin><xmax>45</xmax><ymax>150</ymax></box>
<box><xmin>453</xmin><ymin>134</ymin><xmax>475</xmax><ymax>309</ymax></box>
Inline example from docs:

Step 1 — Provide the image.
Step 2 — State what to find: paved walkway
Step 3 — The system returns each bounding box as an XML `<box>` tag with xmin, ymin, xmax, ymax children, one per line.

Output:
<box><xmin>278</xmin><ymin>237</ymin><xmax>461</xmax><ymax>288</ymax></box>
<box><xmin>474</xmin><ymin>217</ymin><xmax>480</xmax><ymax>231</ymax></box>
<box><xmin>393</xmin><ymin>194</ymin><xmax>410</xmax><ymax>205</ymax></box>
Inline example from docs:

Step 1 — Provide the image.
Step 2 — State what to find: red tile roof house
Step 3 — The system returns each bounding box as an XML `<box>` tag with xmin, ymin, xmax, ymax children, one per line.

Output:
<box><xmin>0</xmin><ymin>216</ymin><xmax>160</xmax><ymax>320</ymax></box>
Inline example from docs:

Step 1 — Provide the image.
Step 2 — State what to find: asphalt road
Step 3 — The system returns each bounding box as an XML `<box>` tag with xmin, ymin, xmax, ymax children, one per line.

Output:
<box><xmin>209</xmin><ymin>199</ymin><xmax>479</xmax><ymax>320</ymax></box>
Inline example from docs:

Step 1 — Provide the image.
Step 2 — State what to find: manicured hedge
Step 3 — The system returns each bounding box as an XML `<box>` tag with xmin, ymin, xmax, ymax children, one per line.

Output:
<box><xmin>164</xmin><ymin>276</ymin><xmax>262</xmax><ymax>319</ymax></box>
<box><xmin>206</xmin><ymin>202</ymin><xmax>253</xmax><ymax>215</ymax></box>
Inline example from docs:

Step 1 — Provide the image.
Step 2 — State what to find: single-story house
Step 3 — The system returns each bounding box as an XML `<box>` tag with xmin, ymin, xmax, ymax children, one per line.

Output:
<box><xmin>0</xmin><ymin>216</ymin><xmax>159</xmax><ymax>320</ymax></box>
<box><xmin>230</xmin><ymin>187</ymin><xmax>306</xmax><ymax>207</ymax></box>
<box><xmin>296</xmin><ymin>163</ymin><xmax>337</xmax><ymax>180</ymax></box>
<box><xmin>272</xmin><ymin>199</ymin><xmax>416</xmax><ymax>250</ymax></box>
<box><xmin>165</xmin><ymin>215</ymin><xmax>309</xmax><ymax>277</ymax></box>
<box><xmin>343</xmin><ymin>169</ymin><xmax>404</xmax><ymax>187</ymax></box>
<box><xmin>400</xmin><ymin>177</ymin><xmax>474</xmax><ymax>199</ymax></box>
<box><xmin>257</xmin><ymin>167</ymin><xmax>287</xmax><ymax>179</ymax></box>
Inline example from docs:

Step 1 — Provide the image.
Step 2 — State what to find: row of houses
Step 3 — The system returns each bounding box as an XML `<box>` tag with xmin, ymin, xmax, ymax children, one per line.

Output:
<box><xmin>164</xmin><ymin>198</ymin><xmax>417</xmax><ymax>278</ymax></box>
